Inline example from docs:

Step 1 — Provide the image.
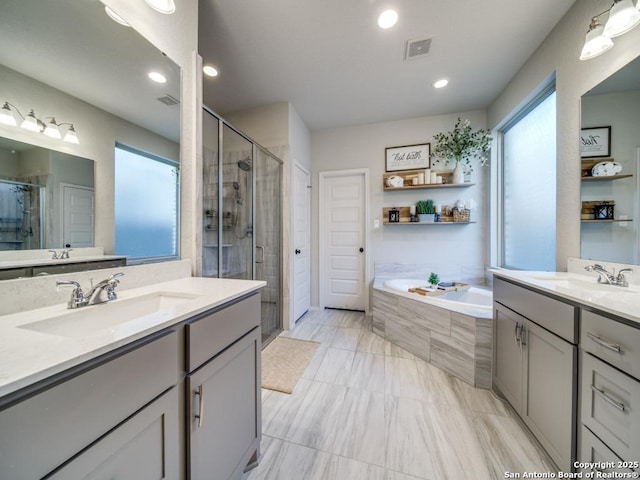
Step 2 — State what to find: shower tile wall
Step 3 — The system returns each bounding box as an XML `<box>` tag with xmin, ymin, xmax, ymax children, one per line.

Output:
<box><xmin>0</xmin><ymin>180</ymin><xmax>43</xmax><ymax>251</ymax></box>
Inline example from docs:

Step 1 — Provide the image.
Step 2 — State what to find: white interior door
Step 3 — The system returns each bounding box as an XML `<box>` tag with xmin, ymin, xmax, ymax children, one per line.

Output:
<box><xmin>62</xmin><ymin>184</ymin><xmax>94</xmax><ymax>248</ymax></box>
<box><xmin>320</xmin><ymin>170</ymin><xmax>367</xmax><ymax>311</ymax></box>
<box><xmin>293</xmin><ymin>163</ymin><xmax>311</xmax><ymax>322</ymax></box>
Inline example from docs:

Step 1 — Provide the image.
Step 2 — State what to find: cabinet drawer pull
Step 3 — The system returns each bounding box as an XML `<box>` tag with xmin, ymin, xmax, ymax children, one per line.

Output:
<box><xmin>194</xmin><ymin>385</ymin><xmax>204</xmax><ymax>428</ymax></box>
<box><xmin>591</xmin><ymin>385</ymin><xmax>626</xmax><ymax>412</ymax></box>
<box><xmin>515</xmin><ymin>323</ymin><xmax>520</xmax><ymax>347</ymax></box>
<box><xmin>586</xmin><ymin>332</ymin><xmax>622</xmax><ymax>353</ymax></box>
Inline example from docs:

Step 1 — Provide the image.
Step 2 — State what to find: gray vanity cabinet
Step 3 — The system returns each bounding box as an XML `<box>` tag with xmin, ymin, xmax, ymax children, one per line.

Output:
<box><xmin>185</xmin><ymin>293</ymin><xmax>261</xmax><ymax>480</ymax></box>
<box><xmin>493</xmin><ymin>277</ymin><xmax>578</xmax><ymax>472</ymax></box>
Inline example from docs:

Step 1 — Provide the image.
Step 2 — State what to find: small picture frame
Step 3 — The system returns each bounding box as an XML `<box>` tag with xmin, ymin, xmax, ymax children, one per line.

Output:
<box><xmin>385</xmin><ymin>143</ymin><xmax>430</xmax><ymax>172</ymax></box>
<box><xmin>580</xmin><ymin>126</ymin><xmax>611</xmax><ymax>158</ymax></box>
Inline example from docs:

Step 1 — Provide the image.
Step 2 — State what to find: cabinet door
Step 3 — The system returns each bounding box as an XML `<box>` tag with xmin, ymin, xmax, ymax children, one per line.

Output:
<box><xmin>523</xmin><ymin>319</ymin><xmax>576</xmax><ymax>472</ymax></box>
<box><xmin>48</xmin><ymin>387</ymin><xmax>179</xmax><ymax>480</ymax></box>
<box><xmin>579</xmin><ymin>425</ymin><xmax>637</xmax><ymax>476</ymax></box>
<box><xmin>187</xmin><ymin>327</ymin><xmax>261</xmax><ymax>480</ymax></box>
<box><xmin>493</xmin><ymin>303</ymin><xmax>525</xmax><ymax>413</ymax></box>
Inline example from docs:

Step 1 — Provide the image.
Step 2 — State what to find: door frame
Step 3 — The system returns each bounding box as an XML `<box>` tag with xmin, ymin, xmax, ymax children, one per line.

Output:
<box><xmin>318</xmin><ymin>168</ymin><xmax>370</xmax><ymax>313</ymax></box>
<box><xmin>292</xmin><ymin>161</ymin><xmax>311</xmax><ymax>323</ymax></box>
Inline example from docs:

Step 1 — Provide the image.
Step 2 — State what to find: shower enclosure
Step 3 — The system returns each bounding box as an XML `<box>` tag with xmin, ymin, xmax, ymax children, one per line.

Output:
<box><xmin>202</xmin><ymin>108</ymin><xmax>283</xmax><ymax>344</ymax></box>
<box><xmin>0</xmin><ymin>180</ymin><xmax>44</xmax><ymax>251</ymax></box>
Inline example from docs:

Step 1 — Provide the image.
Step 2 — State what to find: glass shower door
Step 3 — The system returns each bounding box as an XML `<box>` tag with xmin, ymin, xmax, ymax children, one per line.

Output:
<box><xmin>254</xmin><ymin>148</ymin><xmax>282</xmax><ymax>343</ymax></box>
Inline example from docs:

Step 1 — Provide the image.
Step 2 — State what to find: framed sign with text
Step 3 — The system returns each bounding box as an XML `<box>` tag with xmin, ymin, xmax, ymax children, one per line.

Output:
<box><xmin>385</xmin><ymin>143</ymin><xmax>430</xmax><ymax>172</ymax></box>
<box><xmin>580</xmin><ymin>127</ymin><xmax>611</xmax><ymax>158</ymax></box>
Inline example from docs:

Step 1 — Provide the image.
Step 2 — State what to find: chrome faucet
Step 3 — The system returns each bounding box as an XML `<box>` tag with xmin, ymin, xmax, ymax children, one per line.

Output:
<box><xmin>49</xmin><ymin>248</ymin><xmax>73</xmax><ymax>260</ymax></box>
<box><xmin>584</xmin><ymin>264</ymin><xmax>632</xmax><ymax>287</ymax></box>
<box><xmin>56</xmin><ymin>273</ymin><xmax>124</xmax><ymax>309</ymax></box>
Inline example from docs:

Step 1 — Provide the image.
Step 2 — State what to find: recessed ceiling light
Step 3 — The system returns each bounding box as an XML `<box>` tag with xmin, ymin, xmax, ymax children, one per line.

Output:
<box><xmin>433</xmin><ymin>78</ymin><xmax>449</xmax><ymax>89</ymax></box>
<box><xmin>148</xmin><ymin>71</ymin><xmax>167</xmax><ymax>83</ymax></box>
<box><xmin>144</xmin><ymin>0</ymin><xmax>176</xmax><ymax>14</ymax></box>
<box><xmin>105</xmin><ymin>6</ymin><xmax>130</xmax><ymax>27</ymax></box>
<box><xmin>203</xmin><ymin>65</ymin><xmax>219</xmax><ymax>77</ymax></box>
<box><xmin>378</xmin><ymin>9</ymin><xmax>398</xmax><ymax>29</ymax></box>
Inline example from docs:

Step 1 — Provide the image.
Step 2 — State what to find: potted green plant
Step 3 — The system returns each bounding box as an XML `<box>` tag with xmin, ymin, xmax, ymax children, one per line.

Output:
<box><xmin>416</xmin><ymin>199</ymin><xmax>435</xmax><ymax>222</ymax></box>
<box><xmin>428</xmin><ymin>272</ymin><xmax>440</xmax><ymax>288</ymax></box>
<box><xmin>431</xmin><ymin>117</ymin><xmax>491</xmax><ymax>184</ymax></box>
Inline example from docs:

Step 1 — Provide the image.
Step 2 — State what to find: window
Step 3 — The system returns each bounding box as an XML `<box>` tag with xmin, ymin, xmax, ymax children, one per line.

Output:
<box><xmin>499</xmin><ymin>86</ymin><xmax>556</xmax><ymax>270</ymax></box>
<box><xmin>115</xmin><ymin>145</ymin><xmax>179</xmax><ymax>261</ymax></box>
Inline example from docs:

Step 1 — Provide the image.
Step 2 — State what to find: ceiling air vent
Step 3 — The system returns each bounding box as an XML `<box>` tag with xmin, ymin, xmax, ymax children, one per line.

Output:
<box><xmin>156</xmin><ymin>94</ymin><xmax>180</xmax><ymax>106</ymax></box>
<box><xmin>405</xmin><ymin>37</ymin><xmax>432</xmax><ymax>60</ymax></box>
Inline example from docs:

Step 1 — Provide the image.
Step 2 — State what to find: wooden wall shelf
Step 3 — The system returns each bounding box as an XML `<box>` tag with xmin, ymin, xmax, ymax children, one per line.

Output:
<box><xmin>581</xmin><ymin>219</ymin><xmax>633</xmax><ymax>223</ymax></box>
<box><xmin>383</xmin><ymin>169</ymin><xmax>475</xmax><ymax>190</ymax></box>
<box><xmin>384</xmin><ymin>183</ymin><xmax>476</xmax><ymax>191</ymax></box>
<box><xmin>582</xmin><ymin>174</ymin><xmax>633</xmax><ymax>182</ymax></box>
<box><xmin>383</xmin><ymin>221</ymin><xmax>476</xmax><ymax>225</ymax></box>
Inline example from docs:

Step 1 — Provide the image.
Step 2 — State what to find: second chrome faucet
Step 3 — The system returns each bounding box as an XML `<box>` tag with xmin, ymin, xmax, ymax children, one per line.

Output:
<box><xmin>57</xmin><ymin>273</ymin><xmax>125</xmax><ymax>309</ymax></box>
<box><xmin>584</xmin><ymin>264</ymin><xmax>632</xmax><ymax>287</ymax></box>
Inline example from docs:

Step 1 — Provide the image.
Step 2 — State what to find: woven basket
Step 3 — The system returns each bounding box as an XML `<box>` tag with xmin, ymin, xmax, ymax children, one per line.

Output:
<box><xmin>453</xmin><ymin>208</ymin><xmax>470</xmax><ymax>223</ymax></box>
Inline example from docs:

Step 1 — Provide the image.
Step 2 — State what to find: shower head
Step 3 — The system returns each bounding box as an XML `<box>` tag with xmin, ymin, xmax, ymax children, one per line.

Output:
<box><xmin>237</xmin><ymin>158</ymin><xmax>252</xmax><ymax>171</ymax></box>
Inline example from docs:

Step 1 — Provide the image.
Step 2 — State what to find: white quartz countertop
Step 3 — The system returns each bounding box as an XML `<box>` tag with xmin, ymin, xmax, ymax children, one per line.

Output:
<box><xmin>0</xmin><ymin>255</ymin><xmax>127</xmax><ymax>270</ymax></box>
<box><xmin>0</xmin><ymin>277</ymin><xmax>265</xmax><ymax>398</ymax></box>
<box><xmin>490</xmin><ymin>269</ymin><xmax>640</xmax><ymax>325</ymax></box>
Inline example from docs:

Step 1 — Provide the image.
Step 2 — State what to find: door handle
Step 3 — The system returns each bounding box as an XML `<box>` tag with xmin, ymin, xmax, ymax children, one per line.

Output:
<box><xmin>256</xmin><ymin>245</ymin><xmax>265</xmax><ymax>264</ymax></box>
<box><xmin>359</xmin><ymin>247</ymin><xmax>364</xmax><ymax>253</ymax></box>
<box><xmin>295</xmin><ymin>249</ymin><xmax>301</xmax><ymax>255</ymax></box>
<box><xmin>194</xmin><ymin>385</ymin><xmax>204</xmax><ymax>428</ymax></box>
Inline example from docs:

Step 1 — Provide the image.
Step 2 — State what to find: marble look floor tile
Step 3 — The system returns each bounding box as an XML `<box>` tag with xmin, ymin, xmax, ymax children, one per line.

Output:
<box><xmin>284</xmin><ymin>380</ymin><xmax>347</xmax><ymax>450</ymax></box>
<box><xmin>385</xmin><ymin>340</ymin><xmax>416</xmax><ymax>359</ymax></box>
<box><xmin>357</xmin><ymin>328</ymin><xmax>386</xmax><ymax>355</ymax></box>
<box><xmin>245</xmin><ymin>436</ymin><xmax>332</xmax><ymax>480</ymax></box>
<box><xmin>309</xmin><ymin>325</ymin><xmax>338</xmax><ymax>346</ymax></box>
<box><xmin>326</xmin><ymin>455</ymin><xmax>387</xmax><ymax>480</ymax></box>
<box><xmin>385</xmin><ymin>356</ymin><xmax>428</xmax><ymax>401</ymax></box>
<box><xmin>414</xmin><ymin>357</ymin><xmax>466</xmax><ymax>409</ymax></box>
<box><xmin>340</xmin><ymin>311</ymin><xmax>366</xmax><ymax>329</ymax></box>
<box><xmin>473</xmin><ymin>412</ymin><xmax>556</xmax><ymax>477</ymax></box>
<box><xmin>331</xmin><ymin>327</ymin><xmax>361</xmax><ymax>350</ymax></box>
<box><xmin>313</xmin><ymin>347</ymin><xmax>355</xmax><ymax>385</ymax></box>
<box><xmin>384</xmin><ymin>470</ymin><xmax>428</xmax><ymax>480</ymax></box>
<box><xmin>301</xmin><ymin>346</ymin><xmax>329</xmax><ymax>380</ymax></box>
<box><xmin>331</xmin><ymin>388</ymin><xmax>387</xmax><ymax>466</ymax></box>
<box><xmin>450</xmin><ymin>377</ymin><xmax>511</xmax><ymax>417</ymax></box>
<box><xmin>280</xmin><ymin>320</ymin><xmax>317</xmax><ymax>341</ymax></box>
<box><xmin>347</xmin><ymin>351</ymin><xmax>385</xmax><ymax>393</ymax></box>
<box><xmin>261</xmin><ymin>378</ymin><xmax>312</xmax><ymax>439</ymax></box>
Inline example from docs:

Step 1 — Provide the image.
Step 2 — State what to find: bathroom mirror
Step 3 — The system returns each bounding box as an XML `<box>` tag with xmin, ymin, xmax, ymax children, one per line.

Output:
<box><xmin>0</xmin><ymin>0</ymin><xmax>180</xmax><ymax>258</ymax></box>
<box><xmin>580</xmin><ymin>55</ymin><xmax>640</xmax><ymax>264</ymax></box>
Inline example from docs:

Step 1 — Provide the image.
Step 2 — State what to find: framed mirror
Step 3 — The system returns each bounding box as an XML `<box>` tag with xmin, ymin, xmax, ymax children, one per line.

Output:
<box><xmin>580</xmin><ymin>55</ymin><xmax>640</xmax><ymax>264</ymax></box>
<box><xmin>0</xmin><ymin>0</ymin><xmax>180</xmax><ymax>258</ymax></box>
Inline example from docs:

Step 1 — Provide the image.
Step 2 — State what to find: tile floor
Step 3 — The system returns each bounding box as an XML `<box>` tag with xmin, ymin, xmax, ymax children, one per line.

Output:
<box><xmin>245</xmin><ymin>309</ymin><xmax>556</xmax><ymax>480</ymax></box>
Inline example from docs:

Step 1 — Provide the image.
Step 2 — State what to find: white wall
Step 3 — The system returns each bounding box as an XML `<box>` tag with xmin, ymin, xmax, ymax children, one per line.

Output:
<box><xmin>310</xmin><ymin>110</ymin><xmax>488</xmax><ymax>307</ymax></box>
<box><xmin>581</xmin><ymin>90</ymin><xmax>640</xmax><ymax>263</ymax></box>
<box><xmin>488</xmin><ymin>0</ymin><xmax>640</xmax><ymax>270</ymax></box>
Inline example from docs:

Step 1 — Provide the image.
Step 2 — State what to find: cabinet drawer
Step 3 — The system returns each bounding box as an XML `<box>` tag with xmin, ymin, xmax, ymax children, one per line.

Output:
<box><xmin>581</xmin><ymin>352</ymin><xmax>640</xmax><ymax>462</ymax></box>
<box><xmin>579</xmin><ymin>425</ymin><xmax>636</xmax><ymax>475</ymax></box>
<box><xmin>582</xmin><ymin>310</ymin><xmax>640</xmax><ymax>380</ymax></box>
<box><xmin>186</xmin><ymin>293</ymin><xmax>260</xmax><ymax>372</ymax></box>
<box><xmin>493</xmin><ymin>277</ymin><xmax>577</xmax><ymax>343</ymax></box>
<box><xmin>0</xmin><ymin>331</ymin><xmax>179</xmax><ymax>480</ymax></box>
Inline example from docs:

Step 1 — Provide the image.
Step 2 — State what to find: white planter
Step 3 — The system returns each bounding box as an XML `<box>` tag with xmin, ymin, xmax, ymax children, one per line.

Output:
<box><xmin>452</xmin><ymin>162</ymin><xmax>465</xmax><ymax>184</ymax></box>
<box><xmin>418</xmin><ymin>213</ymin><xmax>435</xmax><ymax>223</ymax></box>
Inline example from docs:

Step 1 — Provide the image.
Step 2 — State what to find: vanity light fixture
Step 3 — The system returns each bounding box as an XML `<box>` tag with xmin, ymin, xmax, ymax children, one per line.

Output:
<box><xmin>148</xmin><ymin>71</ymin><xmax>167</xmax><ymax>83</ymax></box>
<box><xmin>0</xmin><ymin>102</ymin><xmax>18</xmax><ymax>126</ymax></box>
<box><xmin>203</xmin><ymin>65</ymin><xmax>219</xmax><ymax>77</ymax></box>
<box><xmin>0</xmin><ymin>100</ymin><xmax>80</xmax><ymax>144</ymax></box>
<box><xmin>378</xmin><ymin>9</ymin><xmax>398</xmax><ymax>29</ymax></box>
<box><xmin>105</xmin><ymin>6</ymin><xmax>130</xmax><ymax>27</ymax></box>
<box><xmin>144</xmin><ymin>0</ymin><xmax>176</xmax><ymax>14</ymax></box>
<box><xmin>580</xmin><ymin>0</ymin><xmax>640</xmax><ymax>60</ymax></box>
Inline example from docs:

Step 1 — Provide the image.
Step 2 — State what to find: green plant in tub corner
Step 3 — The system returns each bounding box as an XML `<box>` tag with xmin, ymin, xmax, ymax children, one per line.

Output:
<box><xmin>428</xmin><ymin>272</ymin><xmax>440</xmax><ymax>288</ymax></box>
<box><xmin>431</xmin><ymin>117</ymin><xmax>491</xmax><ymax>172</ymax></box>
<box><xmin>416</xmin><ymin>199</ymin><xmax>435</xmax><ymax>214</ymax></box>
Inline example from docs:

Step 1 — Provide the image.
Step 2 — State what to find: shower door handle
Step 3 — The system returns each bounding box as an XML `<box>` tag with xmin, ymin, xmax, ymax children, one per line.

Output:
<box><xmin>256</xmin><ymin>245</ymin><xmax>265</xmax><ymax>263</ymax></box>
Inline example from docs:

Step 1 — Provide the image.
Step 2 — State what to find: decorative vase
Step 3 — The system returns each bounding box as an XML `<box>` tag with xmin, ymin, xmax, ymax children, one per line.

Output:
<box><xmin>418</xmin><ymin>213</ymin><xmax>435</xmax><ymax>223</ymax></box>
<box><xmin>452</xmin><ymin>162</ymin><xmax>465</xmax><ymax>184</ymax></box>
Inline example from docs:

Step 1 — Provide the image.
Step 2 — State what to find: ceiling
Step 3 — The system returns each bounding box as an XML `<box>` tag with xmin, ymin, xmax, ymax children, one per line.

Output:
<box><xmin>199</xmin><ymin>0</ymin><xmax>576</xmax><ymax>130</ymax></box>
<box><xmin>0</xmin><ymin>0</ymin><xmax>181</xmax><ymax>143</ymax></box>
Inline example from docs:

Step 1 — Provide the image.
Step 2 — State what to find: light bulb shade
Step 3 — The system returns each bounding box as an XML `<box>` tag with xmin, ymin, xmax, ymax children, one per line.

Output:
<box><xmin>604</xmin><ymin>0</ymin><xmax>640</xmax><ymax>37</ymax></box>
<box><xmin>144</xmin><ymin>0</ymin><xmax>175</xmax><ymax>14</ymax></box>
<box><xmin>21</xmin><ymin>110</ymin><xmax>41</xmax><ymax>132</ymax></box>
<box><xmin>105</xmin><ymin>6</ymin><xmax>130</xmax><ymax>26</ymax></box>
<box><xmin>63</xmin><ymin>125</ymin><xmax>79</xmax><ymax>144</ymax></box>
<box><xmin>43</xmin><ymin>119</ymin><xmax>61</xmax><ymax>139</ymax></box>
<box><xmin>0</xmin><ymin>103</ymin><xmax>17</xmax><ymax>126</ymax></box>
<box><xmin>580</xmin><ymin>23</ymin><xmax>614</xmax><ymax>60</ymax></box>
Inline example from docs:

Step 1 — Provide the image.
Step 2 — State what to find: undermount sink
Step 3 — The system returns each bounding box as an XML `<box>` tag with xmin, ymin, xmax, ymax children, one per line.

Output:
<box><xmin>529</xmin><ymin>274</ymin><xmax>639</xmax><ymax>293</ymax></box>
<box><xmin>19</xmin><ymin>291</ymin><xmax>200</xmax><ymax>338</ymax></box>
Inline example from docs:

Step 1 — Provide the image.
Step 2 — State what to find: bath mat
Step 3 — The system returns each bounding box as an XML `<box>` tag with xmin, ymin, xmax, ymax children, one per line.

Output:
<box><xmin>261</xmin><ymin>337</ymin><xmax>320</xmax><ymax>394</ymax></box>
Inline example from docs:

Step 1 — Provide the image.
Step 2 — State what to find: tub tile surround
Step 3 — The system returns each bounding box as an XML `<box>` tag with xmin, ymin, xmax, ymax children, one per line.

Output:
<box><xmin>372</xmin><ymin>274</ymin><xmax>492</xmax><ymax>389</ymax></box>
<box><xmin>247</xmin><ymin>309</ymin><xmax>554</xmax><ymax>480</ymax></box>
<box><xmin>374</xmin><ymin>262</ymin><xmax>486</xmax><ymax>286</ymax></box>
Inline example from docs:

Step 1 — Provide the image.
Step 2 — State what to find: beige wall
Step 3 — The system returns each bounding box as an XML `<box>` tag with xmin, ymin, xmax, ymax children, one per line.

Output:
<box><xmin>487</xmin><ymin>0</ymin><xmax>640</xmax><ymax>270</ymax></box>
